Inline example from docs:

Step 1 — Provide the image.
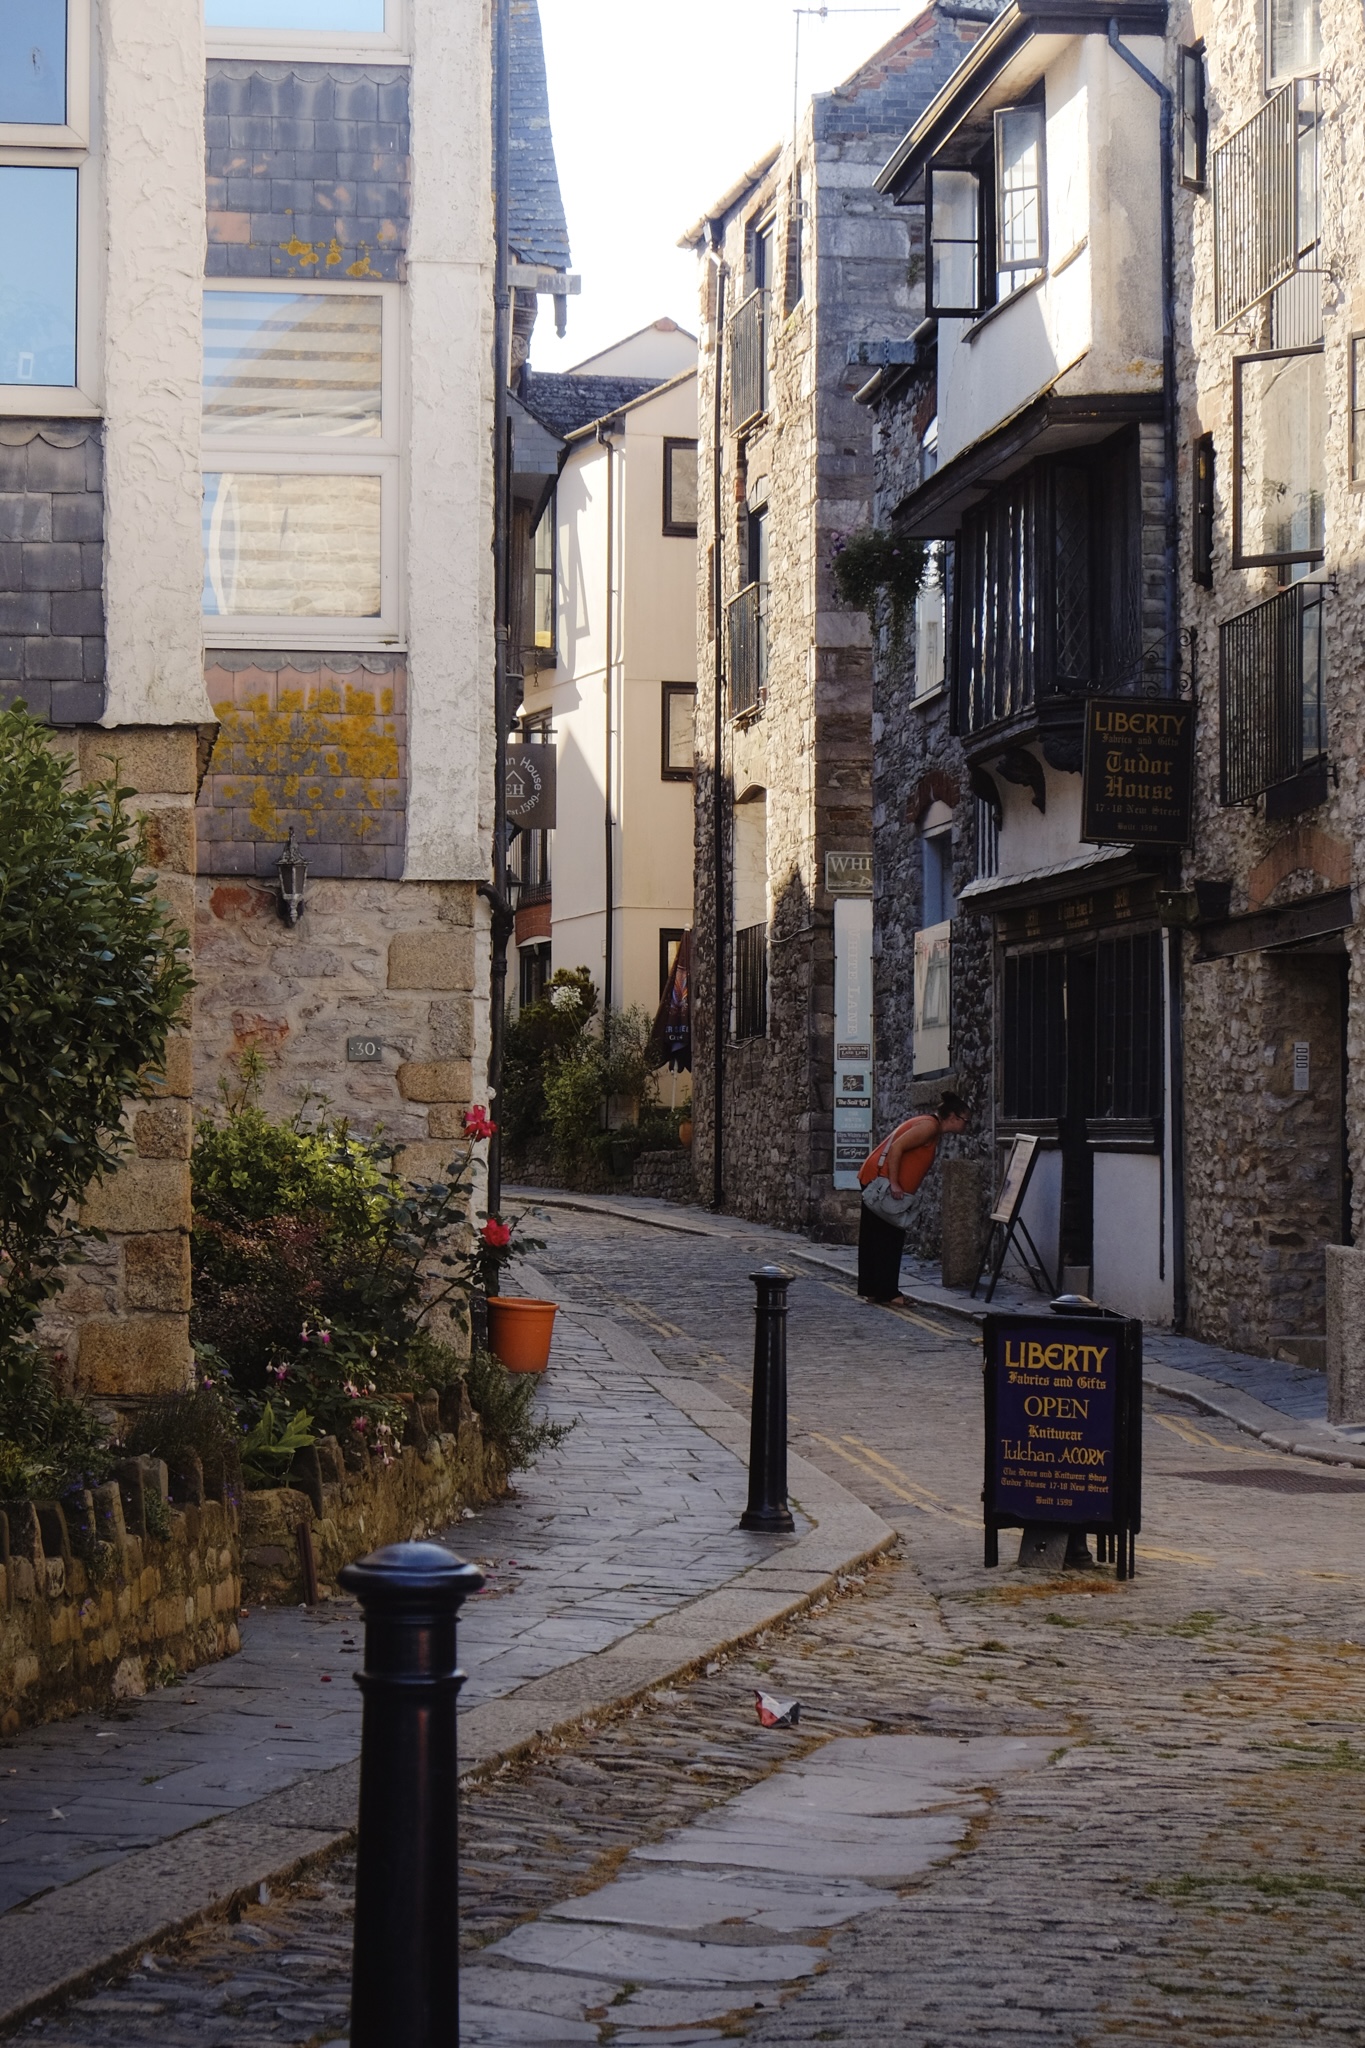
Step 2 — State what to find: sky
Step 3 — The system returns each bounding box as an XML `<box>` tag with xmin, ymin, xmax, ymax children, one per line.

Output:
<box><xmin>532</xmin><ymin>0</ymin><xmax>925</xmax><ymax>371</ymax></box>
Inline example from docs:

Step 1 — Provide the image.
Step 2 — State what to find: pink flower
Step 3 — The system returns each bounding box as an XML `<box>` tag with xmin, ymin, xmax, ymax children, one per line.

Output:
<box><xmin>480</xmin><ymin>1218</ymin><xmax>512</xmax><ymax>1249</ymax></box>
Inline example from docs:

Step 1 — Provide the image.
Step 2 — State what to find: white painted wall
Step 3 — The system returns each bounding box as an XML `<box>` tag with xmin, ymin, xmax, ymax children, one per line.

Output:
<box><xmin>99</xmin><ymin>0</ymin><xmax>211</xmax><ymax>727</ymax></box>
<box><xmin>570</xmin><ymin>322</ymin><xmax>698</xmax><ymax>380</ymax></box>
<box><xmin>524</xmin><ymin>369</ymin><xmax>697</xmax><ymax>1023</ymax></box>
<box><xmin>996</xmin><ymin>753</ymin><xmax>1086</xmax><ymax>876</ymax></box>
<box><xmin>402</xmin><ymin>0</ymin><xmax>495</xmax><ymax>880</ymax></box>
<box><xmin>1092</xmin><ymin>1150</ymin><xmax>1173</xmax><ymax>1321</ymax></box>
<box><xmin>936</xmin><ymin>34</ymin><xmax>1165</xmax><ymax>468</ymax></box>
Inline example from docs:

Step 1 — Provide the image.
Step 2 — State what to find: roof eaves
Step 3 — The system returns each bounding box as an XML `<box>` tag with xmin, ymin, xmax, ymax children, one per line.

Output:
<box><xmin>876</xmin><ymin>0</ymin><xmax>1167</xmax><ymax>198</ymax></box>
<box><xmin>563</xmin><ymin>366</ymin><xmax>699</xmax><ymax>443</ymax></box>
<box><xmin>678</xmin><ymin>145</ymin><xmax>783</xmax><ymax>251</ymax></box>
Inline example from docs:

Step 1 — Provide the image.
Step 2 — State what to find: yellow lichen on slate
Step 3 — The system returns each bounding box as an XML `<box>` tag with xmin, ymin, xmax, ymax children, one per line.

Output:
<box><xmin>212</xmin><ymin>684</ymin><xmax>401</xmax><ymax>844</ymax></box>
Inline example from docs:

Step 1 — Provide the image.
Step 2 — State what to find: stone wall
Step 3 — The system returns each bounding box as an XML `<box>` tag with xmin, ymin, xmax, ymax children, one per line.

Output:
<box><xmin>0</xmin><ymin>1475</ymin><xmax>240</xmax><ymax>1738</ymax></box>
<box><xmin>1171</xmin><ymin>0</ymin><xmax>1363</xmax><ymax>1354</ymax></box>
<box><xmin>241</xmin><ymin>1393</ymin><xmax>504</xmax><ymax>1605</ymax></box>
<box><xmin>870</xmin><ymin>363</ymin><xmax>996</xmax><ymax>1262</ymax></box>
<box><xmin>691</xmin><ymin>3</ymin><xmax>994</xmax><ymax>1242</ymax></box>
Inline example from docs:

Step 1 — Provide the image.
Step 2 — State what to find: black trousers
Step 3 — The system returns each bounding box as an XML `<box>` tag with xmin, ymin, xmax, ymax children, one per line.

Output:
<box><xmin>857</xmin><ymin>1201</ymin><xmax>905</xmax><ymax>1301</ymax></box>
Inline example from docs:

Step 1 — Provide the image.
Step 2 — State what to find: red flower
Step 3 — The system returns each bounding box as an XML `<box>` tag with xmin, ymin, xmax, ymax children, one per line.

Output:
<box><xmin>480</xmin><ymin>1218</ymin><xmax>512</xmax><ymax>1249</ymax></box>
<box><xmin>464</xmin><ymin>1106</ymin><xmax>498</xmax><ymax>1140</ymax></box>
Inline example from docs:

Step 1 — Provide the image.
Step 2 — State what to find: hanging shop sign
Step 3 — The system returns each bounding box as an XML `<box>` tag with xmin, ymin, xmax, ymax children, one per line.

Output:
<box><xmin>1080</xmin><ymin>697</ymin><xmax>1194</xmax><ymax>847</ymax></box>
<box><xmin>833</xmin><ymin>896</ymin><xmax>874</xmax><ymax>1189</ymax></box>
<box><xmin>505</xmin><ymin>744</ymin><xmax>557</xmax><ymax>830</ymax></box>
<box><xmin>982</xmin><ymin>1308</ymin><xmax>1143</xmax><ymax>1578</ymax></box>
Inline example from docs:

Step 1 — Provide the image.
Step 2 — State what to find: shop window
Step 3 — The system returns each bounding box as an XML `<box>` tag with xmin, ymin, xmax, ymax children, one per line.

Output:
<box><xmin>1002</xmin><ymin>949</ymin><xmax>1066</xmax><ymax>1123</ymax></box>
<box><xmin>1232</xmin><ymin>346</ymin><xmax>1324</xmax><ymax>567</ymax></box>
<box><xmin>662</xmin><ymin>683</ymin><xmax>695</xmax><ymax>780</ymax></box>
<box><xmin>0</xmin><ymin>166</ymin><xmax>77</xmax><ymax>387</ymax></box>
<box><xmin>201</xmin><ymin>285</ymin><xmax>398</xmax><ymax>637</ymax></box>
<box><xmin>1093</xmin><ymin>933</ymin><xmax>1163</xmax><ymax>1125</ymax></box>
<box><xmin>663</xmin><ymin>439</ymin><xmax>697</xmax><ymax>536</ymax></box>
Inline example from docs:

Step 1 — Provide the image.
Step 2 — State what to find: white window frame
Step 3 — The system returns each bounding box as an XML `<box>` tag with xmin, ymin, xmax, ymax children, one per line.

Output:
<box><xmin>200</xmin><ymin>277</ymin><xmax>404</xmax><ymax>647</ymax></box>
<box><xmin>0</xmin><ymin>0</ymin><xmax>90</xmax><ymax>149</ymax></box>
<box><xmin>0</xmin><ymin>148</ymin><xmax>101</xmax><ymax>416</ymax></box>
<box><xmin>204</xmin><ymin>0</ymin><xmax>408</xmax><ymax>64</ymax></box>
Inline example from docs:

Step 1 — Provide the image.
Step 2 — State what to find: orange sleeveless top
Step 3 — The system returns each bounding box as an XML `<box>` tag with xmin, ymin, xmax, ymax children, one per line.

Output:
<box><xmin>857</xmin><ymin>1116</ymin><xmax>941</xmax><ymax>1193</ymax></box>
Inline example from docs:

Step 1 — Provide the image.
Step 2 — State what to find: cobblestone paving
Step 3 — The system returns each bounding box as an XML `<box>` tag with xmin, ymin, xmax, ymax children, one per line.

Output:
<box><xmin>0</xmin><ymin>1296</ymin><xmax>789</xmax><ymax>1917</ymax></box>
<box><xmin>10</xmin><ymin>1207</ymin><xmax>1365</xmax><ymax>2045</ymax></box>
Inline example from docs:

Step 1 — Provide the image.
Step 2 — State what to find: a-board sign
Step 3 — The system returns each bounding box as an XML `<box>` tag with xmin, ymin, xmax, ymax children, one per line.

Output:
<box><xmin>1080</xmin><ymin>695</ymin><xmax>1194</xmax><ymax>847</ymax></box>
<box><xmin>991</xmin><ymin>1133</ymin><xmax>1040</xmax><ymax>1225</ymax></box>
<box><xmin>982</xmin><ymin>1309</ymin><xmax>1143</xmax><ymax>1577</ymax></box>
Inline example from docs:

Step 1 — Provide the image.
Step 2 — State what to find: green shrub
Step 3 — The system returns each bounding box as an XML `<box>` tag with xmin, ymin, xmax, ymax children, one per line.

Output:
<box><xmin>463</xmin><ymin>1345</ymin><xmax>573</xmax><ymax>1472</ymax></box>
<box><xmin>0</xmin><ymin>705</ymin><xmax>190</xmax><ymax>1366</ymax></box>
<box><xmin>831</xmin><ymin>527</ymin><xmax>926</xmax><ymax>643</ymax></box>
<box><xmin>0</xmin><ymin>1348</ymin><xmax>112</xmax><ymax>1501</ymax></box>
<box><xmin>120</xmin><ymin>1369</ymin><xmax>244</xmax><ymax>1501</ymax></box>
<box><xmin>500</xmin><ymin>968</ymin><xmax>598</xmax><ymax>1151</ymax></box>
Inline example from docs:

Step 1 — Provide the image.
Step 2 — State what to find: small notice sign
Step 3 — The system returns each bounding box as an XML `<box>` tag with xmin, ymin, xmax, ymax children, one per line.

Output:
<box><xmin>983</xmin><ymin>1309</ymin><xmax>1143</xmax><ymax>1576</ymax></box>
<box><xmin>825</xmin><ymin>851</ymin><xmax>873</xmax><ymax>895</ymax></box>
<box><xmin>1080</xmin><ymin>696</ymin><xmax>1194</xmax><ymax>847</ymax></box>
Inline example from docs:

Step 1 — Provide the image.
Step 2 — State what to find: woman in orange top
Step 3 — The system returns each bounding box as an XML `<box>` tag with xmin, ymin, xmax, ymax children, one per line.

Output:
<box><xmin>856</xmin><ymin>1091</ymin><xmax>968</xmax><ymax>1305</ymax></box>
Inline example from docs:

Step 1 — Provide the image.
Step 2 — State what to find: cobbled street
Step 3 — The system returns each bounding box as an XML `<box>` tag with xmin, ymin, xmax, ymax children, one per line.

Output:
<box><xmin>10</xmin><ymin>1202</ymin><xmax>1365</xmax><ymax>2047</ymax></box>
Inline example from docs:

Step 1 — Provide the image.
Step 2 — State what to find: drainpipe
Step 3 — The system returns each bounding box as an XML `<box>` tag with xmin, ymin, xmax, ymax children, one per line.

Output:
<box><xmin>709</xmin><ymin>240</ymin><xmax>729</xmax><ymax>1212</ymax></box>
<box><xmin>480</xmin><ymin>0</ymin><xmax>513</xmax><ymax>1218</ymax></box>
<box><xmin>599</xmin><ymin>422</ymin><xmax>616</xmax><ymax>1017</ymax></box>
<box><xmin>1108</xmin><ymin>18</ymin><xmax>1186</xmax><ymax>1328</ymax></box>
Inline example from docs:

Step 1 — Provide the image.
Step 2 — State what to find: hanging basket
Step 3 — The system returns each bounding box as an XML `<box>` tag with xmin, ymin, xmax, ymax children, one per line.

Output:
<box><xmin>486</xmin><ymin>1296</ymin><xmax>558</xmax><ymax>1374</ymax></box>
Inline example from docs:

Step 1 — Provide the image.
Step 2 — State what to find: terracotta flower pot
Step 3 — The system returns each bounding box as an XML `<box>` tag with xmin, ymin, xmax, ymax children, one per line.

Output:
<box><xmin>678</xmin><ymin>1119</ymin><xmax>693</xmax><ymax>1148</ymax></box>
<box><xmin>486</xmin><ymin>1296</ymin><xmax>557</xmax><ymax>1373</ymax></box>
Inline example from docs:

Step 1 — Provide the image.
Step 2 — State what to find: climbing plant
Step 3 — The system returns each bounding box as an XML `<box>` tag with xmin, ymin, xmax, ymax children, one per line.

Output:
<box><xmin>830</xmin><ymin>527</ymin><xmax>927</xmax><ymax>645</ymax></box>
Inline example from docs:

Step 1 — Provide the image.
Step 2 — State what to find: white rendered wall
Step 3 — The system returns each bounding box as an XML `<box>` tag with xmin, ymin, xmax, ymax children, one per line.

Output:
<box><xmin>1092</xmin><ymin>1151</ymin><xmax>1173</xmax><ymax>1321</ymax></box>
<box><xmin>403</xmin><ymin>0</ymin><xmax>495</xmax><ymax>880</ymax></box>
<box><xmin>996</xmin><ymin>754</ymin><xmax>1086</xmax><ymax>876</ymax></box>
<box><xmin>936</xmin><ymin>35</ymin><xmax>1164</xmax><ymax>468</ymax></box>
<box><xmin>570</xmin><ymin>324</ymin><xmax>698</xmax><ymax>380</ymax></box>
<box><xmin>99</xmin><ymin>0</ymin><xmax>212</xmax><ymax>727</ymax></box>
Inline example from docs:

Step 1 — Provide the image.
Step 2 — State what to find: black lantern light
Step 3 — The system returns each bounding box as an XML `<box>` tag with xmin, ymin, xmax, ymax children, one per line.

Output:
<box><xmin>276</xmin><ymin>827</ymin><xmax>310</xmax><ymax>926</ymax></box>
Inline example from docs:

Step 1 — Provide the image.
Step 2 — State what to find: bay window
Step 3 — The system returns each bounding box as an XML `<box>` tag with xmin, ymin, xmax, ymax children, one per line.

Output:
<box><xmin>995</xmin><ymin>105</ymin><xmax>1046</xmax><ymax>296</ymax></box>
<box><xmin>201</xmin><ymin>285</ymin><xmax>400</xmax><ymax>639</ymax></box>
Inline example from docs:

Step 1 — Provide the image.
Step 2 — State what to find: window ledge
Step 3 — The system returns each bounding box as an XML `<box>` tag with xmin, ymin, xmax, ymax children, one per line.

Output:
<box><xmin>909</xmin><ymin>682</ymin><xmax>947</xmax><ymax>710</ymax></box>
<box><xmin>963</xmin><ymin>269</ymin><xmax>1048</xmax><ymax>343</ymax></box>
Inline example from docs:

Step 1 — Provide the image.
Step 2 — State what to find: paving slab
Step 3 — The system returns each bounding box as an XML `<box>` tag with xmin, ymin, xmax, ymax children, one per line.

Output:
<box><xmin>0</xmin><ymin>1291</ymin><xmax>892</xmax><ymax>2031</ymax></box>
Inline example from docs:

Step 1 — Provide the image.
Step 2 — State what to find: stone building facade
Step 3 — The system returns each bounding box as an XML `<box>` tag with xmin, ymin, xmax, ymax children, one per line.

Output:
<box><xmin>686</xmin><ymin>2</ymin><xmax>997</xmax><ymax>1237</ymax></box>
<box><xmin>1168</xmin><ymin>0</ymin><xmax>1363</xmax><ymax>1362</ymax></box>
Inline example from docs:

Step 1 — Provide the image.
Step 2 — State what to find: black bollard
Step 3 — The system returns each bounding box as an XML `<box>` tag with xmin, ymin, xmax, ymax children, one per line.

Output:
<box><xmin>340</xmin><ymin>1540</ymin><xmax>485</xmax><ymax>2047</ymax></box>
<box><xmin>740</xmin><ymin>1265</ymin><xmax>796</xmax><ymax>1532</ymax></box>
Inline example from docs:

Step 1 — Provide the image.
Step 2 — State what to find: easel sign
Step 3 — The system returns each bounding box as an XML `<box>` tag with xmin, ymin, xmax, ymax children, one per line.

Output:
<box><xmin>982</xmin><ymin>1308</ymin><xmax>1144</xmax><ymax>1578</ymax></box>
<box><xmin>972</xmin><ymin>1134</ymin><xmax>1055</xmax><ymax>1301</ymax></box>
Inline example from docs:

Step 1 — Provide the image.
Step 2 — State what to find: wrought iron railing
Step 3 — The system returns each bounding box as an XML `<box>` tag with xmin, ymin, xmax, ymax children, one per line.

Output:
<box><xmin>1219</xmin><ymin>579</ymin><xmax>1325</xmax><ymax>806</ymax></box>
<box><xmin>1213</xmin><ymin>77</ymin><xmax>1318</xmax><ymax>329</ymax></box>
<box><xmin>728</xmin><ymin>288</ymin><xmax>768</xmax><ymax>428</ymax></box>
<box><xmin>726</xmin><ymin>581</ymin><xmax>766</xmax><ymax>717</ymax></box>
<box><xmin>734</xmin><ymin>922</ymin><xmax>768</xmax><ymax>1041</ymax></box>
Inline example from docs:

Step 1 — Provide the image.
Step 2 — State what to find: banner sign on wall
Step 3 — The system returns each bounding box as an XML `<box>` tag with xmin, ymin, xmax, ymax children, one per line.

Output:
<box><xmin>1080</xmin><ymin>696</ymin><xmax>1194</xmax><ymax>846</ymax></box>
<box><xmin>912</xmin><ymin>920</ymin><xmax>951</xmax><ymax>1075</ymax></box>
<box><xmin>505</xmin><ymin>744</ymin><xmax>557</xmax><ymax>830</ymax></box>
<box><xmin>833</xmin><ymin>896</ymin><xmax>873</xmax><ymax>1190</ymax></box>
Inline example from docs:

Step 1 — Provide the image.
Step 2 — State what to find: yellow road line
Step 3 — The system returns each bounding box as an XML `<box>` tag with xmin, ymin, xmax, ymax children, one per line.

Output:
<box><xmin>840</xmin><ymin>1434</ymin><xmax>965</xmax><ymax>1514</ymax></box>
<box><xmin>809</xmin><ymin>1432</ymin><xmax>978</xmax><ymax>1528</ymax></box>
<box><xmin>1152</xmin><ymin>1411</ymin><xmax>1275</xmax><ymax>1459</ymax></box>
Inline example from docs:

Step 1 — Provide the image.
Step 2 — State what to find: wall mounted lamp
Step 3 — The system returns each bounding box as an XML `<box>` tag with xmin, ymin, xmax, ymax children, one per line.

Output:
<box><xmin>276</xmin><ymin>827</ymin><xmax>310</xmax><ymax>926</ymax></box>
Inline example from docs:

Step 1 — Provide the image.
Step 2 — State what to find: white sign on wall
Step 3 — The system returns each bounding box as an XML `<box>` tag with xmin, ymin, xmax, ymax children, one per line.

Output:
<box><xmin>913</xmin><ymin>921</ymin><xmax>951</xmax><ymax>1076</ymax></box>
<box><xmin>833</xmin><ymin>895</ymin><xmax>874</xmax><ymax>1190</ymax></box>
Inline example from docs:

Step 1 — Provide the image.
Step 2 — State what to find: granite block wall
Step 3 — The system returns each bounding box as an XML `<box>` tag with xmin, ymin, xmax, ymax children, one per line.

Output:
<box><xmin>0</xmin><ymin>421</ymin><xmax>105</xmax><ymax>724</ymax></box>
<box><xmin>205</xmin><ymin>61</ymin><xmax>410</xmax><ymax>280</ymax></box>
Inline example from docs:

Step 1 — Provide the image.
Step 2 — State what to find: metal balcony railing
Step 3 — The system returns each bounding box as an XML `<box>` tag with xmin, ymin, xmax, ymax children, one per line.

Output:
<box><xmin>1220</xmin><ymin>579</ymin><xmax>1325</xmax><ymax>806</ymax></box>
<box><xmin>728</xmin><ymin>288</ymin><xmax>768</xmax><ymax>428</ymax></box>
<box><xmin>726</xmin><ymin>581</ymin><xmax>766</xmax><ymax>717</ymax></box>
<box><xmin>1213</xmin><ymin>77</ymin><xmax>1319</xmax><ymax>329</ymax></box>
<box><xmin>733</xmin><ymin>922</ymin><xmax>768</xmax><ymax>1041</ymax></box>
